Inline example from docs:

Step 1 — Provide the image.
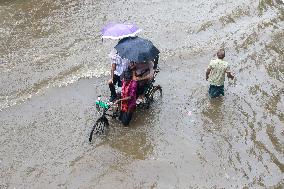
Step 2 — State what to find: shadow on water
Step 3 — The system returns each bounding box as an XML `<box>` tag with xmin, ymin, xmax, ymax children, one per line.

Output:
<box><xmin>201</xmin><ymin>97</ymin><xmax>224</xmax><ymax>126</ymax></box>
<box><xmin>91</xmin><ymin>128</ymin><xmax>154</xmax><ymax>161</ymax></box>
<box><xmin>89</xmin><ymin>105</ymin><xmax>162</xmax><ymax>160</ymax></box>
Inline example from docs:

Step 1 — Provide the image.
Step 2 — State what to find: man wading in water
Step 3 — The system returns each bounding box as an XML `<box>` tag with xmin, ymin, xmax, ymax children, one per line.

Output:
<box><xmin>206</xmin><ymin>49</ymin><xmax>235</xmax><ymax>98</ymax></box>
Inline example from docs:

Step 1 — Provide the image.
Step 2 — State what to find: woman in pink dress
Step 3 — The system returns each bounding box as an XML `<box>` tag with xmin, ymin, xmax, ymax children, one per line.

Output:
<box><xmin>117</xmin><ymin>67</ymin><xmax>138</xmax><ymax>126</ymax></box>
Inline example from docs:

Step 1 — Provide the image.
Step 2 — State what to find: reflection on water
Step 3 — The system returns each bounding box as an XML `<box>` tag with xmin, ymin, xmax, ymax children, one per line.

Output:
<box><xmin>107</xmin><ymin>130</ymin><xmax>153</xmax><ymax>160</ymax></box>
<box><xmin>92</xmin><ymin>127</ymin><xmax>154</xmax><ymax>161</ymax></box>
<box><xmin>202</xmin><ymin>98</ymin><xmax>224</xmax><ymax>126</ymax></box>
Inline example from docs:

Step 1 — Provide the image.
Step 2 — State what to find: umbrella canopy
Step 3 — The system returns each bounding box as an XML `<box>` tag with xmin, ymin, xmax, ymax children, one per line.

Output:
<box><xmin>114</xmin><ymin>37</ymin><xmax>160</xmax><ymax>63</ymax></box>
<box><xmin>101</xmin><ymin>23</ymin><xmax>141</xmax><ymax>39</ymax></box>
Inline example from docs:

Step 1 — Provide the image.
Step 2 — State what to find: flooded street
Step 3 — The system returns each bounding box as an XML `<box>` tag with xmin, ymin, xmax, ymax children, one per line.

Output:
<box><xmin>0</xmin><ymin>0</ymin><xmax>283</xmax><ymax>188</ymax></box>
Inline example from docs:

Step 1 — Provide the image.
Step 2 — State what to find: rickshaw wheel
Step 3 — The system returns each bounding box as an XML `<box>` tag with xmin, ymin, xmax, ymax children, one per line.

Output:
<box><xmin>89</xmin><ymin>116</ymin><xmax>109</xmax><ymax>142</ymax></box>
<box><xmin>147</xmin><ymin>85</ymin><xmax>162</xmax><ymax>105</ymax></box>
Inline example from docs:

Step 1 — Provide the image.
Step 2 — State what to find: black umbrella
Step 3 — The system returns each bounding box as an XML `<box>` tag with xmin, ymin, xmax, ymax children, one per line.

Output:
<box><xmin>114</xmin><ymin>36</ymin><xmax>160</xmax><ymax>63</ymax></box>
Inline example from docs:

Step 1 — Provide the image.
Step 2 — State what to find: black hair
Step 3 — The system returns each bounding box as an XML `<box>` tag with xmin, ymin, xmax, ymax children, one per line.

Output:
<box><xmin>217</xmin><ymin>49</ymin><xmax>225</xmax><ymax>59</ymax></box>
<box><xmin>123</xmin><ymin>67</ymin><xmax>133</xmax><ymax>81</ymax></box>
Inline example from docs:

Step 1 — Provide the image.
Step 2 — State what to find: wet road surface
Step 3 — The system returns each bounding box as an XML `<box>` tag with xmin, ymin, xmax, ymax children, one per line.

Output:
<box><xmin>0</xmin><ymin>0</ymin><xmax>283</xmax><ymax>188</ymax></box>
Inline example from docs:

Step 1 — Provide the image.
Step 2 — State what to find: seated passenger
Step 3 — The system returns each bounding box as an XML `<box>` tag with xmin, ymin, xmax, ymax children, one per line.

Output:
<box><xmin>118</xmin><ymin>67</ymin><xmax>137</xmax><ymax>126</ymax></box>
<box><xmin>134</xmin><ymin>61</ymin><xmax>155</xmax><ymax>103</ymax></box>
<box><xmin>108</xmin><ymin>49</ymin><xmax>130</xmax><ymax>102</ymax></box>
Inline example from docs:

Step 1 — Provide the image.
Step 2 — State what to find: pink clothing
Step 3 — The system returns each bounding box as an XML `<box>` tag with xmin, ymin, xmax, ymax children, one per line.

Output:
<box><xmin>121</xmin><ymin>80</ymin><xmax>138</xmax><ymax>112</ymax></box>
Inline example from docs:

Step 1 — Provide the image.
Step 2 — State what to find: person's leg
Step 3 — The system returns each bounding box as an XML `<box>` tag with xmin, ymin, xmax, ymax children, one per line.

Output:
<box><xmin>119</xmin><ymin>111</ymin><xmax>123</xmax><ymax>121</ymax></box>
<box><xmin>125</xmin><ymin>112</ymin><xmax>133</xmax><ymax>125</ymax></box>
<box><xmin>118</xmin><ymin>109</ymin><xmax>134</xmax><ymax>126</ymax></box>
<box><xmin>108</xmin><ymin>75</ymin><xmax>119</xmax><ymax>101</ymax></box>
<box><xmin>121</xmin><ymin>112</ymin><xmax>133</xmax><ymax>126</ymax></box>
<box><xmin>117</xmin><ymin>75</ymin><xmax>122</xmax><ymax>88</ymax></box>
<box><xmin>209</xmin><ymin>85</ymin><xmax>219</xmax><ymax>98</ymax></box>
<box><xmin>220</xmin><ymin>85</ymin><xmax>224</xmax><ymax>96</ymax></box>
<box><xmin>209</xmin><ymin>85</ymin><xmax>213</xmax><ymax>98</ymax></box>
<box><xmin>119</xmin><ymin>111</ymin><xmax>128</xmax><ymax>126</ymax></box>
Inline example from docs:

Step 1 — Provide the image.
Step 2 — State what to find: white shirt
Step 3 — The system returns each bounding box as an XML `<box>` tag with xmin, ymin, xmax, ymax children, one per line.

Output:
<box><xmin>109</xmin><ymin>49</ymin><xmax>130</xmax><ymax>76</ymax></box>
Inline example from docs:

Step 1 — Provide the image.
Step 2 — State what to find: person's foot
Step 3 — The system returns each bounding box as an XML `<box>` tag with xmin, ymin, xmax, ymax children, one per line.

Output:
<box><xmin>109</xmin><ymin>95</ymin><xmax>116</xmax><ymax>102</ymax></box>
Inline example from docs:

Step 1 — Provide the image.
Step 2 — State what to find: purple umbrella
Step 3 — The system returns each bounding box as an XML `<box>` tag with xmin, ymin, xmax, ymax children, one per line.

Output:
<box><xmin>101</xmin><ymin>23</ymin><xmax>141</xmax><ymax>39</ymax></box>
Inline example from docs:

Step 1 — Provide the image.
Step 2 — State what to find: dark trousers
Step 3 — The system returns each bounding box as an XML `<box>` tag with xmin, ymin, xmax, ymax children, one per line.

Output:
<box><xmin>119</xmin><ymin>111</ymin><xmax>133</xmax><ymax>126</ymax></box>
<box><xmin>209</xmin><ymin>85</ymin><xmax>224</xmax><ymax>98</ymax></box>
<box><xmin>109</xmin><ymin>74</ymin><xmax>122</xmax><ymax>97</ymax></box>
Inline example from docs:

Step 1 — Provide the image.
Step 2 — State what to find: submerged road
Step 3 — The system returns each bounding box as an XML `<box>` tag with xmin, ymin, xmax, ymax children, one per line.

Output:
<box><xmin>0</xmin><ymin>0</ymin><xmax>283</xmax><ymax>188</ymax></box>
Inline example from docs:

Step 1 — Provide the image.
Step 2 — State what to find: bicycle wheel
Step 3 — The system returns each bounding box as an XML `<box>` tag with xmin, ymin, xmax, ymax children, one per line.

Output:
<box><xmin>147</xmin><ymin>85</ymin><xmax>162</xmax><ymax>104</ymax></box>
<box><xmin>89</xmin><ymin>116</ymin><xmax>109</xmax><ymax>142</ymax></box>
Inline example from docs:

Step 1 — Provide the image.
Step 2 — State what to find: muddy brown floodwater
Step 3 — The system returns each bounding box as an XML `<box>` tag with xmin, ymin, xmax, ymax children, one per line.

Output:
<box><xmin>0</xmin><ymin>0</ymin><xmax>283</xmax><ymax>188</ymax></box>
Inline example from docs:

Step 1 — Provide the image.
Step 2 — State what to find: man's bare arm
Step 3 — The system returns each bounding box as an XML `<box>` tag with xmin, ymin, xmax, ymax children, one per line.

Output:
<box><xmin>227</xmin><ymin>71</ymin><xmax>234</xmax><ymax>80</ymax></box>
<box><xmin>110</xmin><ymin>63</ymin><xmax>116</xmax><ymax>81</ymax></box>
<box><xmin>115</xmin><ymin>96</ymin><xmax>131</xmax><ymax>102</ymax></box>
<box><xmin>206</xmin><ymin>68</ymin><xmax>211</xmax><ymax>81</ymax></box>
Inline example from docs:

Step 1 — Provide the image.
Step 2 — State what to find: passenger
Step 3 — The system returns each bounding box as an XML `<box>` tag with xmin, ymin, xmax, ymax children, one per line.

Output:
<box><xmin>206</xmin><ymin>49</ymin><xmax>235</xmax><ymax>98</ymax></box>
<box><xmin>117</xmin><ymin>67</ymin><xmax>137</xmax><ymax>126</ymax></box>
<box><xmin>108</xmin><ymin>49</ymin><xmax>130</xmax><ymax>102</ymax></box>
<box><xmin>134</xmin><ymin>61</ymin><xmax>155</xmax><ymax>103</ymax></box>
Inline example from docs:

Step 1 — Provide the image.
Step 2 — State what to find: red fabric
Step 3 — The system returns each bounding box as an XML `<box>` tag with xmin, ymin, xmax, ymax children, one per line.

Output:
<box><xmin>121</xmin><ymin>80</ymin><xmax>137</xmax><ymax>112</ymax></box>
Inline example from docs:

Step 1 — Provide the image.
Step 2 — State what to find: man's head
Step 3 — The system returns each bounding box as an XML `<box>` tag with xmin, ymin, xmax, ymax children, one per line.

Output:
<box><xmin>123</xmin><ymin>67</ymin><xmax>133</xmax><ymax>82</ymax></box>
<box><xmin>217</xmin><ymin>49</ymin><xmax>225</xmax><ymax>59</ymax></box>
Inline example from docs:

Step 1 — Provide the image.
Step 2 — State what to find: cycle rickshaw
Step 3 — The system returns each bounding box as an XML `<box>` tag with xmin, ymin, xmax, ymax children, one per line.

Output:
<box><xmin>89</xmin><ymin>36</ymin><xmax>161</xmax><ymax>142</ymax></box>
<box><xmin>89</xmin><ymin>68</ymin><xmax>162</xmax><ymax>142</ymax></box>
